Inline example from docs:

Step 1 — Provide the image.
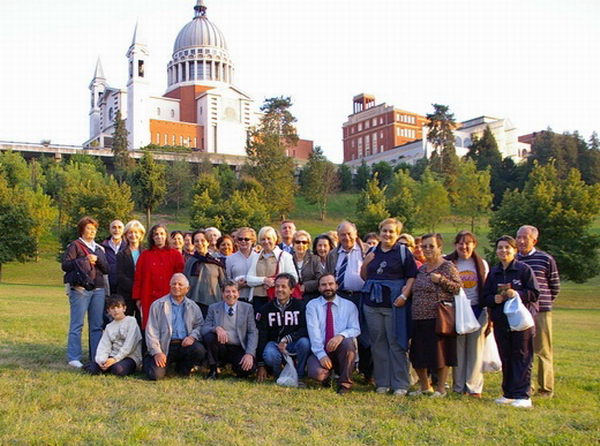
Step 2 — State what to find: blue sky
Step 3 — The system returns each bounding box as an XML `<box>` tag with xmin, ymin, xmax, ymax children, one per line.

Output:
<box><xmin>0</xmin><ymin>0</ymin><xmax>598</xmax><ymax>163</ymax></box>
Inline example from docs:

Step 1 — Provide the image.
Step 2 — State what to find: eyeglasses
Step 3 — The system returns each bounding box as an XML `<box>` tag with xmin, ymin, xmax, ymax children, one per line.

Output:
<box><xmin>294</xmin><ymin>240</ymin><xmax>309</xmax><ymax>245</ymax></box>
<box><xmin>237</xmin><ymin>237</ymin><xmax>252</xmax><ymax>242</ymax></box>
<box><xmin>422</xmin><ymin>244</ymin><xmax>438</xmax><ymax>249</ymax></box>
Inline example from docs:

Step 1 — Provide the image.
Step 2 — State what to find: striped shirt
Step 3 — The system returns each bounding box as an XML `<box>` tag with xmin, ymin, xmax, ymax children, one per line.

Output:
<box><xmin>517</xmin><ymin>249</ymin><xmax>560</xmax><ymax>312</ymax></box>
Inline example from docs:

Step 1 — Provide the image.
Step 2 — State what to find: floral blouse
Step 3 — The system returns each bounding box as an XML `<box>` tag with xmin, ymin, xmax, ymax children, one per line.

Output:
<box><xmin>411</xmin><ymin>260</ymin><xmax>462</xmax><ymax>321</ymax></box>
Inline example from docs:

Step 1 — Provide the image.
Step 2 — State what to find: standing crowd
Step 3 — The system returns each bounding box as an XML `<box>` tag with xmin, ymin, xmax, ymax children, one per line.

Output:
<box><xmin>62</xmin><ymin>216</ymin><xmax>559</xmax><ymax>407</ymax></box>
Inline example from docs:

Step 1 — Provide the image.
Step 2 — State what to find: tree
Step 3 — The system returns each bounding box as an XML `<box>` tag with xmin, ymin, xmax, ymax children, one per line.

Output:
<box><xmin>488</xmin><ymin>162</ymin><xmax>600</xmax><ymax>283</ymax></box>
<box><xmin>300</xmin><ymin>147</ymin><xmax>339</xmax><ymax>220</ymax></box>
<box><xmin>415</xmin><ymin>167</ymin><xmax>450</xmax><ymax>232</ymax></box>
<box><xmin>386</xmin><ymin>169</ymin><xmax>419</xmax><ymax>233</ymax></box>
<box><xmin>190</xmin><ymin>173</ymin><xmax>269</xmax><ymax>232</ymax></box>
<box><xmin>427</xmin><ymin>104</ymin><xmax>459</xmax><ymax>174</ymax></box>
<box><xmin>112</xmin><ymin>110</ymin><xmax>133</xmax><ymax>184</ymax></box>
<box><xmin>467</xmin><ymin>126</ymin><xmax>502</xmax><ymax>171</ymax></box>
<box><xmin>371</xmin><ymin>161</ymin><xmax>394</xmax><ymax>187</ymax></box>
<box><xmin>166</xmin><ymin>157</ymin><xmax>194</xmax><ymax>218</ymax></box>
<box><xmin>354</xmin><ymin>159</ymin><xmax>370</xmax><ymax>190</ymax></box>
<box><xmin>338</xmin><ymin>163</ymin><xmax>353</xmax><ymax>191</ymax></box>
<box><xmin>355</xmin><ymin>174</ymin><xmax>389</xmax><ymax>236</ymax></box>
<box><xmin>0</xmin><ymin>150</ymin><xmax>30</xmax><ymax>188</ymax></box>
<box><xmin>0</xmin><ymin>178</ymin><xmax>37</xmax><ymax>282</ymax></box>
<box><xmin>132</xmin><ymin>151</ymin><xmax>166</xmax><ymax>229</ymax></box>
<box><xmin>246</xmin><ymin>97</ymin><xmax>298</xmax><ymax>219</ymax></box>
<box><xmin>452</xmin><ymin>160</ymin><xmax>493</xmax><ymax>232</ymax></box>
<box><xmin>578</xmin><ymin>132</ymin><xmax>600</xmax><ymax>185</ymax></box>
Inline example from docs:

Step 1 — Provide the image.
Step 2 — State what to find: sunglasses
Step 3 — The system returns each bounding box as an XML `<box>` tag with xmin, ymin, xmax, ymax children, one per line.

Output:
<box><xmin>237</xmin><ymin>237</ymin><xmax>252</xmax><ymax>242</ymax></box>
<box><xmin>294</xmin><ymin>240</ymin><xmax>309</xmax><ymax>245</ymax></box>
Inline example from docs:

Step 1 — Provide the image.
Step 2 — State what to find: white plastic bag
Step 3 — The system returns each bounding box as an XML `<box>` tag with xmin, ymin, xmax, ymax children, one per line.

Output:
<box><xmin>503</xmin><ymin>295</ymin><xmax>534</xmax><ymax>332</ymax></box>
<box><xmin>481</xmin><ymin>332</ymin><xmax>502</xmax><ymax>372</ymax></box>
<box><xmin>454</xmin><ymin>288</ymin><xmax>481</xmax><ymax>335</ymax></box>
<box><xmin>276</xmin><ymin>353</ymin><xmax>298</xmax><ymax>387</ymax></box>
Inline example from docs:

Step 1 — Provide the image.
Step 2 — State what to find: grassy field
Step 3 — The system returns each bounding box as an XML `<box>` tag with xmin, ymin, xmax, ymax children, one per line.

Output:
<box><xmin>1</xmin><ymin>198</ymin><xmax>599</xmax><ymax>444</ymax></box>
<box><xmin>0</xmin><ymin>283</ymin><xmax>599</xmax><ymax>445</ymax></box>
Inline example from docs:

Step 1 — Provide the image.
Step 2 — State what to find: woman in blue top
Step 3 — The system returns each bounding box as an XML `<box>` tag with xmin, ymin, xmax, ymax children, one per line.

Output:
<box><xmin>360</xmin><ymin>218</ymin><xmax>418</xmax><ymax>395</ymax></box>
<box><xmin>483</xmin><ymin>235</ymin><xmax>539</xmax><ymax>408</ymax></box>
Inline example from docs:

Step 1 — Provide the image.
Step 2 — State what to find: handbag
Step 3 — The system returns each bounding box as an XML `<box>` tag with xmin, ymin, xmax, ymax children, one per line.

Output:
<box><xmin>481</xmin><ymin>332</ymin><xmax>502</xmax><ymax>372</ymax></box>
<box><xmin>454</xmin><ymin>288</ymin><xmax>481</xmax><ymax>335</ymax></box>
<box><xmin>276</xmin><ymin>353</ymin><xmax>299</xmax><ymax>387</ymax></box>
<box><xmin>266</xmin><ymin>252</ymin><xmax>303</xmax><ymax>300</ymax></box>
<box><xmin>436</xmin><ymin>300</ymin><xmax>456</xmax><ymax>336</ymax></box>
<box><xmin>503</xmin><ymin>295</ymin><xmax>534</xmax><ymax>332</ymax></box>
<box><xmin>72</xmin><ymin>242</ymin><xmax>96</xmax><ymax>291</ymax></box>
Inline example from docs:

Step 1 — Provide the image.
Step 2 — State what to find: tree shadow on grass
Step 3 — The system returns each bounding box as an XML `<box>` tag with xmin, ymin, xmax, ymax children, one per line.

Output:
<box><xmin>0</xmin><ymin>341</ymin><xmax>68</xmax><ymax>371</ymax></box>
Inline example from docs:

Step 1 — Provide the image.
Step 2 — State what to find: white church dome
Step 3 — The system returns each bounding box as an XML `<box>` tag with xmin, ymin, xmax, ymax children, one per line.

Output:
<box><xmin>173</xmin><ymin>1</ymin><xmax>228</xmax><ymax>53</ymax></box>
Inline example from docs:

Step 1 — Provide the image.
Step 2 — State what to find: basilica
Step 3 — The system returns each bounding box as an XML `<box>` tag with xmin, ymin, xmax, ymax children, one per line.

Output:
<box><xmin>85</xmin><ymin>1</ymin><xmax>313</xmax><ymax>160</ymax></box>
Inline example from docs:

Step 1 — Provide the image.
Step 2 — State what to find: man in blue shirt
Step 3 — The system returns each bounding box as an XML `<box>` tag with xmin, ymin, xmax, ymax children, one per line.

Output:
<box><xmin>306</xmin><ymin>274</ymin><xmax>361</xmax><ymax>394</ymax></box>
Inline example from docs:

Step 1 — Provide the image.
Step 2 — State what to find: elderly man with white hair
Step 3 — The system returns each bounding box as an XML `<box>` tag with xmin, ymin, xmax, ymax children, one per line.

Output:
<box><xmin>144</xmin><ymin>273</ymin><xmax>206</xmax><ymax>380</ymax></box>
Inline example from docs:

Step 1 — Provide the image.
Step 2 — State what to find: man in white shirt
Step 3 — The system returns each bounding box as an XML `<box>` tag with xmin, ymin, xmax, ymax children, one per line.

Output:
<box><xmin>306</xmin><ymin>274</ymin><xmax>360</xmax><ymax>394</ymax></box>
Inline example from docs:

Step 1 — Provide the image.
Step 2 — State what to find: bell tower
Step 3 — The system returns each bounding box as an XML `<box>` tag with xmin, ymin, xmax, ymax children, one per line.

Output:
<box><xmin>126</xmin><ymin>22</ymin><xmax>151</xmax><ymax>149</ymax></box>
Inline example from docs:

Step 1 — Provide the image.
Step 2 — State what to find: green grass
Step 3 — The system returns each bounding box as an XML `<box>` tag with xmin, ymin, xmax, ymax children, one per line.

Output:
<box><xmin>1</xmin><ymin>283</ymin><xmax>599</xmax><ymax>445</ymax></box>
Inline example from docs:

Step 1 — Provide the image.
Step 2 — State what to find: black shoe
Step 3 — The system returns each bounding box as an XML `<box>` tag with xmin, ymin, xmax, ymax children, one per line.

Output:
<box><xmin>205</xmin><ymin>369</ymin><xmax>218</xmax><ymax>380</ymax></box>
<box><xmin>337</xmin><ymin>386</ymin><xmax>350</xmax><ymax>395</ymax></box>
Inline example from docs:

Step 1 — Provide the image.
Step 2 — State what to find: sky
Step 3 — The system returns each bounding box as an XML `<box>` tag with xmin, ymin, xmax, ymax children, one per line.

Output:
<box><xmin>0</xmin><ymin>0</ymin><xmax>598</xmax><ymax>163</ymax></box>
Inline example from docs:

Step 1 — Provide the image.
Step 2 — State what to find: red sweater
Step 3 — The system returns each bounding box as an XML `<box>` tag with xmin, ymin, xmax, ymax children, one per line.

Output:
<box><xmin>132</xmin><ymin>247</ymin><xmax>184</xmax><ymax>329</ymax></box>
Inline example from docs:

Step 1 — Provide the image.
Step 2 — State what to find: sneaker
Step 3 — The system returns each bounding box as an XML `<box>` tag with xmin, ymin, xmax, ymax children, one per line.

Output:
<box><xmin>297</xmin><ymin>381</ymin><xmax>308</xmax><ymax>389</ymax></box>
<box><xmin>431</xmin><ymin>391</ymin><xmax>447</xmax><ymax>398</ymax></box>
<box><xmin>68</xmin><ymin>360</ymin><xmax>83</xmax><ymax>368</ymax></box>
<box><xmin>495</xmin><ymin>396</ymin><xmax>515</xmax><ymax>404</ymax></box>
<box><xmin>408</xmin><ymin>387</ymin><xmax>434</xmax><ymax>397</ymax></box>
<box><xmin>392</xmin><ymin>389</ymin><xmax>408</xmax><ymax>396</ymax></box>
<box><xmin>511</xmin><ymin>398</ymin><xmax>533</xmax><ymax>408</ymax></box>
<box><xmin>375</xmin><ymin>387</ymin><xmax>390</xmax><ymax>394</ymax></box>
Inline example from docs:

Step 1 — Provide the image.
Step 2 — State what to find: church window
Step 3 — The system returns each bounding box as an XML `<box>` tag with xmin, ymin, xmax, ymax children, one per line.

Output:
<box><xmin>174</xmin><ymin>65</ymin><xmax>179</xmax><ymax>82</ymax></box>
<box><xmin>129</xmin><ymin>61</ymin><xmax>133</xmax><ymax>78</ymax></box>
<box><xmin>164</xmin><ymin>134</ymin><xmax>168</xmax><ymax>145</ymax></box>
<box><xmin>157</xmin><ymin>107</ymin><xmax>161</xmax><ymax>116</ymax></box>
<box><xmin>171</xmin><ymin>109</ymin><xmax>175</xmax><ymax>118</ymax></box>
<box><xmin>138</xmin><ymin>60</ymin><xmax>145</xmax><ymax>77</ymax></box>
<box><xmin>198</xmin><ymin>63</ymin><xmax>204</xmax><ymax>80</ymax></box>
<box><xmin>189</xmin><ymin>61</ymin><xmax>195</xmax><ymax>80</ymax></box>
<box><xmin>205</xmin><ymin>63</ymin><xmax>212</xmax><ymax>80</ymax></box>
<box><xmin>181</xmin><ymin>63</ymin><xmax>186</xmax><ymax>81</ymax></box>
<box><xmin>156</xmin><ymin>133</ymin><xmax>160</xmax><ymax>144</ymax></box>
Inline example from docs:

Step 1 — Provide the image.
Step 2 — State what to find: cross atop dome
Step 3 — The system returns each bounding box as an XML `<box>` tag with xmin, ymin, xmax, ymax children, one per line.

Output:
<box><xmin>194</xmin><ymin>0</ymin><xmax>207</xmax><ymax>18</ymax></box>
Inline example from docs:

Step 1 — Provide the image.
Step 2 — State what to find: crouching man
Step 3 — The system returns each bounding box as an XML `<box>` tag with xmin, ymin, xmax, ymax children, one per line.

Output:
<box><xmin>306</xmin><ymin>274</ymin><xmax>361</xmax><ymax>394</ymax></box>
<box><xmin>256</xmin><ymin>273</ymin><xmax>311</xmax><ymax>387</ymax></box>
<box><xmin>144</xmin><ymin>273</ymin><xmax>206</xmax><ymax>380</ymax></box>
<box><xmin>201</xmin><ymin>280</ymin><xmax>258</xmax><ymax>379</ymax></box>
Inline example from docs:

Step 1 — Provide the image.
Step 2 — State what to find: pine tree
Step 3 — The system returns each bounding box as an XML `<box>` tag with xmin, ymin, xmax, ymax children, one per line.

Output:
<box><xmin>111</xmin><ymin>110</ymin><xmax>133</xmax><ymax>184</ymax></box>
<box><xmin>246</xmin><ymin>97</ymin><xmax>298</xmax><ymax>220</ymax></box>
<box><xmin>427</xmin><ymin>104</ymin><xmax>460</xmax><ymax>202</ymax></box>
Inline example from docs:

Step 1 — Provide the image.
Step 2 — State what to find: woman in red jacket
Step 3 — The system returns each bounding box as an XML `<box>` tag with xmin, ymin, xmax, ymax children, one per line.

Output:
<box><xmin>133</xmin><ymin>224</ymin><xmax>184</xmax><ymax>329</ymax></box>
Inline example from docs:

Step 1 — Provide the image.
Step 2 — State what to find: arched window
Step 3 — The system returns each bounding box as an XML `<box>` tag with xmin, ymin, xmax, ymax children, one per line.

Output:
<box><xmin>455</xmin><ymin>136</ymin><xmax>462</xmax><ymax>147</ymax></box>
<box><xmin>464</xmin><ymin>137</ymin><xmax>472</xmax><ymax>148</ymax></box>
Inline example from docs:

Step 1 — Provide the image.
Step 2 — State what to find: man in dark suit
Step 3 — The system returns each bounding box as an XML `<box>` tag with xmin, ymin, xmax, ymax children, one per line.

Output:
<box><xmin>201</xmin><ymin>279</ymin><xmax>258</xmax><ymax>379</ymax></box>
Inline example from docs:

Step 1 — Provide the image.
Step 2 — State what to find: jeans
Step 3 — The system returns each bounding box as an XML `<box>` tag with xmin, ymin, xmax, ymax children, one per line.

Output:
<box><xmin>262</xmin><ymin>337</ymin><xmax>310</xmax><ymax>379</ymax></box>
<box><xmin>67</xmin><ymin>286</ymin><xmax>106</xmax><ymax>362</ymax></box>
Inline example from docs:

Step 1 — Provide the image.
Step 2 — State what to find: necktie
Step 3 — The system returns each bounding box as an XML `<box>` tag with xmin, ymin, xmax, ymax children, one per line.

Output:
<box><xmin>325</xmin><ymin>301</ymin><xmax>334</xmax><ymax>346</ymax></box>
<box><xmin>336</xmin><ymin>252</ymin><xmax>348</xmax><ymax>289</ymax></box>
<box><xmin>228</xmin><ymin>307</ymin><xmax>234</xmax><ymax>317</ymax></box>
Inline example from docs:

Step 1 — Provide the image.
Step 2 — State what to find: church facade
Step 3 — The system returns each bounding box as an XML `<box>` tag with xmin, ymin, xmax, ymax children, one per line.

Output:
<box><xmin>85</xmin><ymin>1</ymin><xmax>312</xmax><ymax>160</ymax></box>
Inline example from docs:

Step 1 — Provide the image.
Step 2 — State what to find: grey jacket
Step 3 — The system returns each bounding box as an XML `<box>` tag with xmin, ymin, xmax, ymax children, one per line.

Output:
<box><xmin>201</xmin><ymin>301</ymin><xmax>258</xmax><ymax>357</ymax></box>
<box><xmin>325</xmin><ymin>239</ymin><xmax>367</xmax><ymax>276</ymax></box>
<box><xmin>145</xmin><ymin>295</ymin><xmax>204</xmax><ymax>357</ymax></box>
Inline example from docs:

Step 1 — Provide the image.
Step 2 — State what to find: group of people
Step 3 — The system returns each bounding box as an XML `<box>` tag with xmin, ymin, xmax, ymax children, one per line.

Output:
<box><xmin>62</xmin><ymin>217</ymin><xmax>559</xmax><ymax>406</ymax></box>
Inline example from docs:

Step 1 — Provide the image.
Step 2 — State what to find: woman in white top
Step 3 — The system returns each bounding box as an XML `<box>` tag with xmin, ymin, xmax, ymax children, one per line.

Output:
<box><xmin>246</xmin><ymin>226</ymin><xmax>297</xmax><ymax>313</ymax></box>
<box><xmin>445</xmin><ymin>230</ymin><xmax>489</xmax><ymax>397</ymax></box>
<box><xmin>225</xmin><ymin>227</ymin><xmax>258</xmax><ymax>303</ymax></box>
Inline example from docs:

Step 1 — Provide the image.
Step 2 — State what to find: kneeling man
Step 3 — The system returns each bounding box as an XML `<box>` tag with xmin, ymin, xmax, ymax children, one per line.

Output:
<box><xmin>306</xmin><ymin>274</ymin><xmax>360</xmax><ymax>394</ymax></box>
<box><xmin>256</xmin><ymin>273</ymin><xmax>310</xmax><ymax>386</ymax></box>
<box><xmin>201</xmin><ymin>280</ymin><xmax>257</xmax><ymax>379</ymax></box>
<box><xmin>144</xmin><ymin>273</ymin><xmax>206</xmax><ymax>380</ymax></box>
